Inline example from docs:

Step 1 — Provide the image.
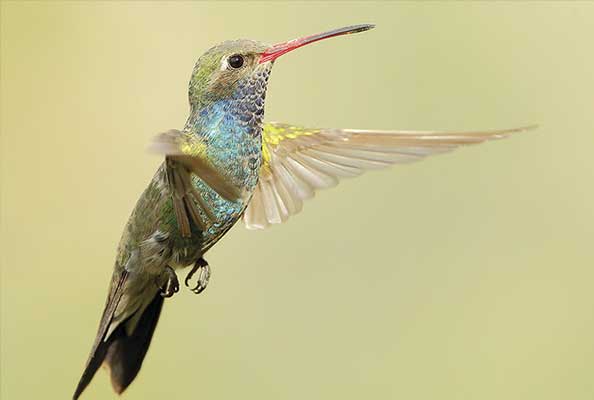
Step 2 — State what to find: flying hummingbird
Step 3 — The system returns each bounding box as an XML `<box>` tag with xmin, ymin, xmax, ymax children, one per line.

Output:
<box><xmin>73</xmin><ymin>24</ymin><xmax>532</xmax><ymax>398</ymax></box>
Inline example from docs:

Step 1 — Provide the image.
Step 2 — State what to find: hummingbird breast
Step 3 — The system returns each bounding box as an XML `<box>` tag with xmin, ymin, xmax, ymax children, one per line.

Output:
<box><xmin>117</xmin><ymin>64</ymin><xmax>272</xmax><ymax>274</ymax></box>
<box><xmin>169</xmin><ymin>63</ymin><xmax>272</xmax><ymax>259</ymax></box>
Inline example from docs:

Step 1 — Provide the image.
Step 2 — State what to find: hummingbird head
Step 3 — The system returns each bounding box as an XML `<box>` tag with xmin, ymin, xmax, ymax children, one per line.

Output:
<box><xmin>188</xmin><ymin>39</ymin><xmax>271</xmax><ymax>109</ymax></box>
<box><xmin>188</xmin><ymin>24</ymin><xmax>375</xmax><ymax>111</ymax></box>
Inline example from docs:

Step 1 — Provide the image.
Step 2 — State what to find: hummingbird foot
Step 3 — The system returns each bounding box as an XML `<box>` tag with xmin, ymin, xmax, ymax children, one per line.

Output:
<box><xmin>156</xmin><ymin>266</ymin><xmax>180</xmax><ymax>298</ymax></box>
<box><xmin>184</xmin><ymin>257</ymin><xmax>210</xmax><ymax>294</ymax></box>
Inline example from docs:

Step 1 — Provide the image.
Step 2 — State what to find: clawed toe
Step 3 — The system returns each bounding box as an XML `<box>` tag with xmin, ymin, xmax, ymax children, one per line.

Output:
<box><xmin>157</xmin><ymin>266</ymin><xmax>179</xmax><ymax>298</ymax></box>
<box><xmin>185</xmin><ymin>258</ymin><xmax>210</xmax><ymax>294</ymax></box>
<box><xmin>161</xmin><ymin>277</ymin><xmax>179</xmax><ymax>297</ymax></box>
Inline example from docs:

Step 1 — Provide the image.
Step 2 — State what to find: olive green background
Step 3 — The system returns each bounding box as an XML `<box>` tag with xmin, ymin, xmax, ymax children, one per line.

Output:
<box><xmin>2</xmin><ymin>1</ymin><xmax>593</xmax><ymax>399</ymax></box>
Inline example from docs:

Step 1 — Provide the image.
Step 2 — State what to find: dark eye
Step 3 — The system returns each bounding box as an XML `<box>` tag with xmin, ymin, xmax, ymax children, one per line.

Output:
<box><xmin>228</xmin><ymin>54</ymin><xmax>244</xmax><ymax>69</ymax></box>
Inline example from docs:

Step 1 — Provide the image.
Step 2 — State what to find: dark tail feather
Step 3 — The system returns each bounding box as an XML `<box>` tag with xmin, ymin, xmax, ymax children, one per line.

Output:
<box><xmin>72</xmin><ymin>326</ymin><xmax>113</xmax><ymax>399</ymax></box>
<box><xmin>105</xmin><ymin>293</ymin><xmax>164</xmax><ymax>394</ymax></box>
<box><xmin>73</xmin><ymin>293</ymin><xmax>164</xmax><ymax>399</ymax></box>
<box><xmin>73</xmin><ymin>271</ymin><xmax>129</xmax><ymax>400</ymax></box>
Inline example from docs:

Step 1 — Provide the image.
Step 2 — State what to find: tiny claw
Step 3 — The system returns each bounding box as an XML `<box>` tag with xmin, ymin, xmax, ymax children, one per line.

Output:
<box><xmin>156</xmin><ymin>266</ymin><xmax>179</xmax><ymax>298</ymax></box>
<box><xmin>185</xmin><ymin>258</ymin><xmax>210</xmax><ymax>295</ymax></box>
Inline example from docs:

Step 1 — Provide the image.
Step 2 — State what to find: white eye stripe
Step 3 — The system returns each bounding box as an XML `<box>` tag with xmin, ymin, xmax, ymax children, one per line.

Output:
<box><xmin>219</xmin><ymin>56</ymin><xmax>229</xmax><ymax>71</ymax></box>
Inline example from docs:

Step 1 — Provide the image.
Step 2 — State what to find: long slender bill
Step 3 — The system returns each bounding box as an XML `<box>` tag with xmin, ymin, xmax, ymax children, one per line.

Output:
<box><xmin>259</xmin><ymin>24</ymin><xmax>375</xmax><ymax>64</ymax></box>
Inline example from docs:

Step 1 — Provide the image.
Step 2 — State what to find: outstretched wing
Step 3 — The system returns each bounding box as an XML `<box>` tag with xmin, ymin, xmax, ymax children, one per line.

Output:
<box><xmin>150</xmin><ymin>129</ymin><xmax>242</xmax><ymax>237</ymax></box>
<box><xmin>243</xmin><ymin>122</ymin><xmax>534</xmax><ymax>229</ymax></box>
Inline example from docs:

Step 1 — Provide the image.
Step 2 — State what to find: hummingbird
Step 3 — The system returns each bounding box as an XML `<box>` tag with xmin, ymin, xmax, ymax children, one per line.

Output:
<box><xmin>73</xmin><ymin>24</ymin><xmax>532</xmax><ymax>398</ymax></box>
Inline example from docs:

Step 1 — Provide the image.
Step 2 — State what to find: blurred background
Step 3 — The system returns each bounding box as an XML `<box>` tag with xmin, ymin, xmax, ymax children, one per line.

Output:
<box><xmin>2</xmin><ymin>2</ymin><xmax>593</xmax><ymax>399</ymax></box>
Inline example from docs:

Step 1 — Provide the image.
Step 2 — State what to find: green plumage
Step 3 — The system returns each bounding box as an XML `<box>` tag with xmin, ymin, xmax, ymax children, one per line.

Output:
<box><xmin>74</xmin><ymin>39</ymin><xmax>275</xmax><ymax>399</ymax></box>
<box><xmin>73</xmin><ymin>23</ymin><xmax>525</xmax><ymax>398</ymax></box>
<box><xmin>74</xmin><ymin>25</ymin><xmax>406</xmax><ymax>399</ymax></box>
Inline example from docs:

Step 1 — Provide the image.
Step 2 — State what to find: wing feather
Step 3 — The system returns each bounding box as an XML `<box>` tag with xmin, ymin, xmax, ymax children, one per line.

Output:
<box><xmin>150</xmin><ymin>129</ymin><xmax>241</xmax><ymax>237</ymax></box>
<box><xmin>244</xmin><ymin>184</ymin><xmax>269</xmax><ymax>230</ymax></box>
<box><xmin>243</xmin><ymin>122</ymin><xmax>535</xmax><ymax>229</ymax></box>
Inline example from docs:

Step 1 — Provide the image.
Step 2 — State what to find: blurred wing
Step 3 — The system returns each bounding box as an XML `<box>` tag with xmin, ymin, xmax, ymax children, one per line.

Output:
<box><xmin>150</xmin><ymin>129</ymin><xmax>242</xmax><ymax>237</ymax></box>
<box><xmin>243</xmin><ymin>122</ymin><xmax>534</xmax><ymax>230</ymax></box>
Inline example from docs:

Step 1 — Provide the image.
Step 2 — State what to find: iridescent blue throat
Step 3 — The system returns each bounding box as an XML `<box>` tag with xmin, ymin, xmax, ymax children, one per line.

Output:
<box><xmin>183</xmin><ymin>66</ymin><xmax>271</xmax><ymax>249</ymax></box>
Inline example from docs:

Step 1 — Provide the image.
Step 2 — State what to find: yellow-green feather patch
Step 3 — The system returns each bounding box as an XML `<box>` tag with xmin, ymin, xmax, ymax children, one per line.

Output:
<box><xmin>261</xmin><ymin>122</ymin><xmax>320</xmax><ymax>168</ymax></box>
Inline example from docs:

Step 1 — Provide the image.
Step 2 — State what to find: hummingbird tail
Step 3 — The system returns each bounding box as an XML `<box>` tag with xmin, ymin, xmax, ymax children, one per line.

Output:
<box><xmin>104</xmin><ymin>292</ymin><xmax>164</xmax><ymax>394</ymax></box>
<box><xmin>73</xmin><ymin>290</ymin><xmax>164</xmax><ymax>399</ymax></box>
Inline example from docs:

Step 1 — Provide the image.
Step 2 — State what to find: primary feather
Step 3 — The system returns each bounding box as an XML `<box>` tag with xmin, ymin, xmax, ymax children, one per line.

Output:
<box><xmin>244</xmin><ymin>122</ymin><xmax>535</xmax><ymax>229</ymax></box>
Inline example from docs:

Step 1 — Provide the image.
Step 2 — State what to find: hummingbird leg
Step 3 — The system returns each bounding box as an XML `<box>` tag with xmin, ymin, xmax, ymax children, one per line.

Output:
<box><xmin>156</xmin><ymin>266</ymin><xmax>180</xmax><ymax>298</ymax></box>
<box><xmin>184</xmin><ymin>257</ymin><xmax>210</xmax><ymax>294</ymax></box>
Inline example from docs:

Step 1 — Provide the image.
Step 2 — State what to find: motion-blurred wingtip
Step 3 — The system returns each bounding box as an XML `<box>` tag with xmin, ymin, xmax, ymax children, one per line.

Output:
<box><xmin>518</xmin><ymin>124</ymin><xmax>539</xmax><ymax>132</ymax></box>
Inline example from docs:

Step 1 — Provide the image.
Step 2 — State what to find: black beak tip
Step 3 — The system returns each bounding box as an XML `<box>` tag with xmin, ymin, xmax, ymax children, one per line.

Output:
<box><xmin>356</xmin><ymin>23</ymin><xmax>376</xmax><ymax>32</ymax></box>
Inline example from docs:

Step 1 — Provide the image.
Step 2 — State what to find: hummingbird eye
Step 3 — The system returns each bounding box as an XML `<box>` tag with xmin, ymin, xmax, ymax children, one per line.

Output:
<box><xmin>227</xmin><ymin>54</ymin><xmax>244</xmax><ymax>69</ymax></box>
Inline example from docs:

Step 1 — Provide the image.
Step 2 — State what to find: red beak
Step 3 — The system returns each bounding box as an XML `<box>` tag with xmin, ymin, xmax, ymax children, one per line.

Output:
<box><xmin>259</xmin><ymin>24</ymin><xmax>375</xmax><ymax>64</ymax></box>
